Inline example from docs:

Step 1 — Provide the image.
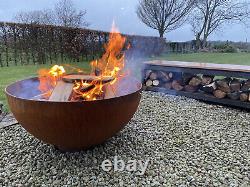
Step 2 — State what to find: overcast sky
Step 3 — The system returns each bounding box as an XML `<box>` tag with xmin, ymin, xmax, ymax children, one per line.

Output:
<box><xmin>0</xmin><ymin>0</ymin><xmax>249</xmax><ymax>42</ymax></box>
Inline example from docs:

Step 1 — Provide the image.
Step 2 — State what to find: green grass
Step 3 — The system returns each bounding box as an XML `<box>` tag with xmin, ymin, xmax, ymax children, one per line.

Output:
<box><xmin>0</xmin><ymin>62</ymin><xmax>90</xmax><ymax>112</ymax></box>
<box><xmin>2</xmin><ymin>52</ymin><xmax>250</xmax><ymax>112</ymax></box>
<box><xmin>156</xmin><ymin>52</ymin><xmax>250</xmax><ymax>65</ymax></box>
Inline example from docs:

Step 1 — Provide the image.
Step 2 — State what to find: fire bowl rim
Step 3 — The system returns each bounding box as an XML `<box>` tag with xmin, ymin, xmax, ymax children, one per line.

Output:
<box><xmin>5</xmin><ymin>76</ymin><xmax>142</xmax><ymax>103</ymax></box>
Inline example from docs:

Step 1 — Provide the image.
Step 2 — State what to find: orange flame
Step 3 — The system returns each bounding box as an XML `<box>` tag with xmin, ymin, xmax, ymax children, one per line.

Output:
<box><xmin>77</xmin><ymin>24</ymin><xmax>126</xmax><ymax>100</ymax></box>
<box><xmin>38</xmin><ymin>23</ymin><xmax>127</xmax><ymax>101</ymax></box>
<box><xmin>38</xmin><ymin>65</ymin><xmax>65</xmax><ymax>98</ymax></box>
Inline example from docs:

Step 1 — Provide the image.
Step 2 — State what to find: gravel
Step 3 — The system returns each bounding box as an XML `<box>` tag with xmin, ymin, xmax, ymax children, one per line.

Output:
<box><xmin>0</xmin><ymin>91</ymin><xmax>250</xmax><ymax>186</ymax></box>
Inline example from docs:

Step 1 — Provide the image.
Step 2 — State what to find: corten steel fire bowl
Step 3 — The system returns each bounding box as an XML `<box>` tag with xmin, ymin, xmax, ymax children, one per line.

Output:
<box><xmin>5</xmin><ymin>77</ymin><xmax>142</xmax><ymax>151</ymax></box>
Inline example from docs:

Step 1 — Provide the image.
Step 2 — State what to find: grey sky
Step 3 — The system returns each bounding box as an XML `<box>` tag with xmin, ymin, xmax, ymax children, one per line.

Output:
<box><xmin>0</xmin><ymin>0</ymin><xmax>249</xmax><ymax>42</ymax></box>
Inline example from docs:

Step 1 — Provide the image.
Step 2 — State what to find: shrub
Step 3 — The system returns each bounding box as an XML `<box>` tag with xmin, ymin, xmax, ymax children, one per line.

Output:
<box><xmin>213</xmin><ymin>43</ymin><xmax>237</xmax><ymax>53</ymax></box>
<box><xmin>0</xmin><ymin>22</ymin><xmax>165</xmax><ymax>66</ymax></box>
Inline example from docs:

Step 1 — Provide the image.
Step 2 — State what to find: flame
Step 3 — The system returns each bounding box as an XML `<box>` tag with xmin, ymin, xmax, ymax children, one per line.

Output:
<box><xmin>37</xmin><ymin>23</ymin><xmax>127</xmax><ymax>101</ymax></box>
<box><xmin>73</xmin><ymin>23</ymin><xmax>126</xmax><ymax>101</ymax></box>
<box><xmin>38</xmin><ymin>65</ymin><xmax>65</xmax><ymax>98</ymax></box>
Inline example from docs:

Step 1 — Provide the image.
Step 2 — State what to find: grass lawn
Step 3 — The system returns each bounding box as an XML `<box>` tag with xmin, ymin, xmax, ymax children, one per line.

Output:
<box><xmin>0</xmin><ymin>62</ymin><xmax>90</xmax><ymax>112</ymax></box>
<box><xmin>1</xmin><ymin>52</ymin><xmax>250</xmax><ymax>112</ymax></box>
<box><xmin>155</xmin><ymin>52</ymin><xmax>250</xmax><ymax>66</ymax></box>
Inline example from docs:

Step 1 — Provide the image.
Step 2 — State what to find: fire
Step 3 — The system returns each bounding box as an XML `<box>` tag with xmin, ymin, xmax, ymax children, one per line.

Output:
<box><xmin>38</xmin><ymin>24</ymin><xmax>127</xmax><ymax>101</ymax></box>
<box><xmin>48</xmin><ymin>65</ymin><xmax>65</xmax><ymax>77</ymax></box>
<box><xmin>38</xmin><ymin>65</ymin><xmax>66</xmax><ymax>98</ymax></box>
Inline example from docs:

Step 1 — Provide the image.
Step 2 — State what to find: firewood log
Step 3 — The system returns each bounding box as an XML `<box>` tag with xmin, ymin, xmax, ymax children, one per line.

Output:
<box><xmin>49</xmin><ymin>81</ymin><xmax>74</xmax><ymax>102</ymax></box>
<box><xmin>189</xmin><ymin>76</ymin><xmax>202</xmax><ymax>87</ymax></box>
<box><xmin>213</xmin><ymin>90</ymin><xmax>227</xmax><ymax>99</ymax></box>
<box><xmin>227</xmin><ymin>92</ymin><xmax>241</xmax><ymax>100</ymax></box>
<box><xmin>168</xmin><ymin>72</ymin><xmax>173</xmax><ymax>79</ymax></box>
<box><xmin>149</xmin><ymin>72</ymin><xmax>157</xmax><ymax>80</ymax></box>
<box><xmin>182</xmin><ymin>73</ymin><xmax>194</xmax><ymax>85</ymax></box>
<box><xmin>230</xmin><ymin>79</ymin><xmax>241</xmax><ymax>92</ymax></box>
<box><xmin>185</xmin><ymin>85</ymin><xmax>198</xmax><ymax>93</ymax></box>
<box><xmin>63</xmin><ymin>75</ymin><xmax>114</xmax><ymax>84</ymax></box>
<box><xmin>240</xmin><ymin>93</ymin><xmax>249</xmax><ymax>102</ymax></box>
<box><xmin>164</xmin><ymin>82</ymin><xmax>172</xmax><ymax>90</ymax></box>
<box><xmin>200</xmin><ymin>82</ymin><xmax>217</xmax><ymax>93</ymax></box>
<box><xmin>157</xmin><ymin>71</ymin><xmax>171</xmax><ymax>82</ymax></box>
<box><xmin>201</xmin><ymin>75</ymin><xmax>214</xmax><ymax>85</ymax></box>
<box><xmin>145</xmin><ymin>80</ymin><xmax>153</xmax><ymax>87</ymax></box>
<box><xmin>172</xmin><ymin>72</ymin><xmax>183</xmax><ymax>82</ymax></box>
<box><xmin>216</xmin><ymin>79</ymin><xmax>230</xmax><ymax>93</ymax></box>
<box><xmin>241</xmin><ymin>80</ymin><xmax>250</xmax><ymax>92</ymax></box>
<box><xmin>157</xmin><ymin>71</ymin><xmax>167</xmax><ymax>78</ymax></box>
<box><xmin>104</xmin><ymin>84</ymin><xmax>116</xmax><ymax>99</ymax></box>
<box><xmin>152</xmin><ymin>80</ymin><xmax>160</xmax><ymax>87</ymax></box>
<box><xmin>172</xmin><ymin>80</ymin><xmax>184</xmax><ymax>91</ymax></box>
<box><xmin>145</xmin><ymin>70</ymin><xmax>153</xmax><ymax>80</ymax></box>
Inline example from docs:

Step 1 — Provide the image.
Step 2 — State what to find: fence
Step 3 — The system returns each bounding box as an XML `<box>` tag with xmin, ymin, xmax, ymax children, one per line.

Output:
<box><xmin>0</xmin><ymin>22</ymin><xmax>166</xmax><ymax>67</ymax></box>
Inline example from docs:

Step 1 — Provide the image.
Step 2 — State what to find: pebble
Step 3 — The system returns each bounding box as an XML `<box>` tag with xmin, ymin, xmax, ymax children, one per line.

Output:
<box><xmin>0</xmin><ymin>92</ymin><xmax>249</xmax><ymax>186</ymax></box>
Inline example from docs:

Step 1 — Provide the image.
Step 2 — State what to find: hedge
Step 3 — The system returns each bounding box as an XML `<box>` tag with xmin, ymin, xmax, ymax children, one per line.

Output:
<box><xmin>0</xmin><ymin>22</ymin><xmax>165</xmax><ymax>67</ymax></box>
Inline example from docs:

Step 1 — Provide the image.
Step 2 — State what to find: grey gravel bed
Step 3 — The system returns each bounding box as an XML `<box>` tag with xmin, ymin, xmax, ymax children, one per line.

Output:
<box><xmin>0</xmin><ymin>91</ymin><xmax>250</xmax><ymax>186</ymax></box>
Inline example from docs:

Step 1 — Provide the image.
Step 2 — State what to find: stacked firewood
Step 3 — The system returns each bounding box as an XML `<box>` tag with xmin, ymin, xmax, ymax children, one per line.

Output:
<box><xmin>144</xmin><ymin>70</ymin><xmax>250</xmax><ymax>102</ymax></box>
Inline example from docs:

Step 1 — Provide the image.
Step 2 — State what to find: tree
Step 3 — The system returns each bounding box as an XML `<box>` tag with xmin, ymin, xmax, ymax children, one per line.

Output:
<box><xmin>55</xmin><ymin>0</ymin><xmax>89</xmax><ymax>28</ymax></box>
<box><xmin>136</xmin><ymin>0</ymin><xmax>195</xmax><ymax>37</ymax></box>
<box><xmin>14</xmin><ymin>9</ymin><xmax>55</xmax><ymax>25</ymax></box>
<box><xmin>14</xmin><ymin>0</ymin><xmax>89</xmax><ymax>28</ymax></box>
<box><xmin>191</xmin><ymin>0</ymin><xmax>250</xmax><ymax>49</ymax></box>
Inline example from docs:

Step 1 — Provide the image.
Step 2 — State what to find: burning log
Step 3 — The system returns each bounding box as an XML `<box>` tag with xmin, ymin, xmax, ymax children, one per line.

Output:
<box><xmin>201</xmin><ymin>75</ymin><xmax>214</xmax><ymax>85</ymax></box>
<box><xmin>49</xmin><ymin>81</ymin><xmax>74</xmax><ymax>102</ymax></box>
<box><xmin>172</xmin><ymin>80</ymin><xmax>184</xmax><ymax>91</ymax></box>
<box><xmin>240</xmin><ymin>93</ymin><xmax>249</xmax><ymax>102</ymax></box>
<box><xmin>200</xmin><ymin>82</ymin><xmax>217</xmax><ymax>93</ymax></box>
<box><xmin>230</xmin><ymin>79</ymin><xmax>241</xmax><ymax>92</ymax></box>
<box><xmin>213</xmin><ymin>90</ymin><xmax>227</xmax><ymax>99</ymax></box>
<box><xmin>62</xmin><ymin>75</ymin><xmax>114</xmax><ymax>84</ymax></box>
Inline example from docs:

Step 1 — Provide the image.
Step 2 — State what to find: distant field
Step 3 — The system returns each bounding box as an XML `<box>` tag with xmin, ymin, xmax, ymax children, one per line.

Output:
<box><xmin>155</xmin><ymin>52</ymin><xmax>250</xmax><ymax>65</ymax></box>
<box><xmin>0</xmin><ymin>62</ymin><xmax>90</xmax><ymax>111</ymax></box>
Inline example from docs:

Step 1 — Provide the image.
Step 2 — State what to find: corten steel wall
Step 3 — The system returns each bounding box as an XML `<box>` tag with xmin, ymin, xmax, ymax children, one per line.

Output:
<box><xmin>0</xmin><ymin>22</ymin><xmax>166</xmax><ymax>67</ymax></box>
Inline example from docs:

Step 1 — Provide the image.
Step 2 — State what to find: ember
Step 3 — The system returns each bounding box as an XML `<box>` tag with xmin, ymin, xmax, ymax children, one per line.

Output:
<box><xmin>38</xmin><ymin>23</ymin><xmax>127</xmax><ymax>102</ymax></box>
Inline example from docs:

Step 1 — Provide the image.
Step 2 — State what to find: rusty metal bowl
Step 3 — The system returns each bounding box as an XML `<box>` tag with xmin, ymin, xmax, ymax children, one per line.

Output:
<box><xmin>5</xmin><ymin>77</ymin><xmax>142</xmax><ymax>151</ymax></box>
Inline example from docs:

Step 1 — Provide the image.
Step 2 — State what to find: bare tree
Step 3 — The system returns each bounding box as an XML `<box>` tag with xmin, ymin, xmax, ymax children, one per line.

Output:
<box><xmin>191</xmin><ymin>0</ymin><xmax>250</xmax><ymax>49</ymax></box>
<box><xmin>136</xmin><ymin>0</ymin><xmax>195</xmax><ymax>37</ymax></box>
<box><xmin>14</xmin><ymin>9</ymin><xmax>55</xmax><ymax>25</ymax></box>
<box><xmin>55</xmin><ymin>0</ymin><xmax>89</xmax><ymax>28</ymax></box>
